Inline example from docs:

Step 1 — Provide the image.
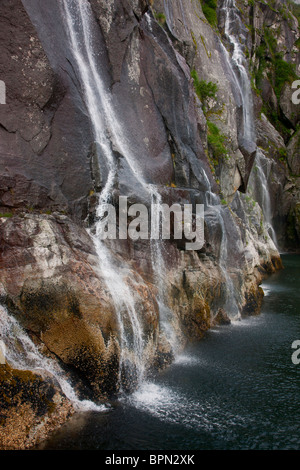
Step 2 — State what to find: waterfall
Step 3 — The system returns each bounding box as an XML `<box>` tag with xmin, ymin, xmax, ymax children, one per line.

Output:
<box><xmin>218</xmin><ymin>210</ymin><xmax>240</xmax><ymax>318</ymax></box>
<box><xmin>203</xmin><ymin>169</ymin><xmax>240</xmax><ymax>318</ymax></box>
<box><xmin>0</xmin><ymin>305</ymin><xmax>105</xmax><ymax>412</ymax></box>
<box><xmin>149</xmin><ymin>190</ymin><xmax>180</xmax><ymax>354</ymax></box>
<box><xmin>61</xmin><ymin>0</ymin><xmax>148</xmax><ymax>390</ymax></box>
<box><xmin>248</xmin><ymin>149</ymin><xmax>278</xmax><ymax>246</ymax></box>
<box><xmin>220</xmin><ymin>0</ymin><xmax>277</xmax><ymax>245</ymax></box>
<box><xmin>61</xmin><ymin>0</ymin><xmax>180</xmax><ymax>390</ymax></box>
<box><xmin>164</xmin><ymin>0</ymin><xmax>175</xmax><ymax>36</ymax></box>
<box><xmin>222</xmin><ymin>0</ymin><xmax>255</xmax><ymax>143</ymax></box>
<box><xmin>178</xmin><ymin>0</ymin><xmax>188</xmax><ymax>34</ymax></box>
<box><xmin>163</xmin><ymin>0</ymin><xmax>188</xmax><ymax>37</ymax></box>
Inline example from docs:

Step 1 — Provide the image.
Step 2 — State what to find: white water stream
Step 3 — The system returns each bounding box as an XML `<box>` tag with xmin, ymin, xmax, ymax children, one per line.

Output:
<box><xmin>0</xmin><ymin>304</ymin><xmax>105</xmax><ymax>412</ymax></box>
<box><xmin>221</xmin><ymin>0</ymin><xmax>277</xmax><ymax>245</ymax></box>
<box><xmin>61</xmin><ymin>0</ymin><xmax>181</xmax><ymax>388</ymax></box>
<box><xmin>0</xmin><ymin>0</ymin><xmax>279</xmax><ymax>409</ymax></box>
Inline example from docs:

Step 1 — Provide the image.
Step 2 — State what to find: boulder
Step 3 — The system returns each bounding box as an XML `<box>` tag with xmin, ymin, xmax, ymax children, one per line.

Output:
<box><xmin>0</xmin><ymin>363</ymin><xmax>73</xmax><ymax>450</ymax></box>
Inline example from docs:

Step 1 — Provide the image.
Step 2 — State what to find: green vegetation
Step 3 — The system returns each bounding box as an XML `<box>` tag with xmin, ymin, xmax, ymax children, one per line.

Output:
<box><xmin>191</xmin><ymin>68</ymin><xmax>218</xmax><ymax>103</ymax></box>
<box><xmin>278</xmin><ymin>147</ymin><xmax>288</xmax><ymax>162</ymax></box>
<box><xmin>199</xmin><ymin>0</ymin><xmax>218</xmax><ymax>28</ymax></box>
<box><xmin>200</xmin><ymin>34</ymin><xmax>212</xmax><ymax>58</ymax></box>
<box><xmin>191</xmin><ymin>69</ymin><xmax>229</xmax><ymax>172</ymax></box>
<box><xmin>0</xmin><ymin>213</ymin><xmax>13</xmax><ymax>218</ymax></box>
<box><xmin>254</xmin><ymin>26</ymin><xmax>297</xmax><ymax>98</ymax></box>
<box><xmin>191</xmin><ymin>31</ymin><xmax>198</xmax><ymax>51</ymax></box>
<box><xmin>207</xmin><ymin>120</ymin><xmax>229</xmax><ymax>164</ymax></box>
<box><xmin>287</xmin><ymin>0</ymin><xmax>300</xmax><ymax>24</ymax></box>
<box><xmin>245</xmin><ymin>195</ymin><xmax>257</xmax><ymax>210</ymax></box>
<box><xmin>253</xmin><ymin>19</ymin><xmax>298</xmax><ymax>140</ymax></box>
<box><xmin>154</xmin><ymin>12</ymin><xmax>166</xmax><ymax>27</ymax></box>
<box><xmin>273</xmin><ymin>57</ymin><xmax>297</xmax><ymax>99</ymax></box>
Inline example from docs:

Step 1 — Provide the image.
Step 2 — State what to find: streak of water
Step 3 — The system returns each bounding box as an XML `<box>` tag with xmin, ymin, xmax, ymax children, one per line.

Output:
<box><xmin>220</xmin><ymin>0</ymin><xmax>277</xmax><ymax>245</ymax></box>
<box><xmin>61</xmin><ymin>0</ymin><xmax>182</xmax><ymax>385</ymax></box>
<box><xmin>0</xmin><ymin>305</ymin><xmax>105</xmax><ymax>412</ymax></box>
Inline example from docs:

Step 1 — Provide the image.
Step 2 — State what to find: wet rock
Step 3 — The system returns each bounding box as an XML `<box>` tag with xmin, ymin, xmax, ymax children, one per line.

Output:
<box><xmin>242</xmin><ymin>286</ymin><xmax>264</xmax><ymax>317</ymax></box>
<box><xmin>0</xmin><ymin>214</ymin><xmax>162</xmax><ymax>399</ymax></box>
<box><xmin>287</xmin><ymin>129</ymin><xmax>300</xmax><ymax>176</ymax></box>
<box><xmin>0</xmin><ymin>363</ymin><xmax>74</xmax><ymax>450</ymax></box>
<box><xmin>0</xmin><ymin>0</ymin><xmax>294</xmax><ymax>448</ymax></box>
<box><xmin>238</xmin><ymin>139</ymin><xmax>257</xmax><ymax>191</ymax></box>
<box><xmin>260</xmin><ymin>78</ymin><xmax>278</xmax><ymax>116</ymax></box>
<box><xmin>256</xmin><ymin>113</ymin><xmax>286</xmax><ymax>159</ymax></box>
<box><xmin>213</xmin><ymin>308</ymin><xmax>231</xmax><ymax>326</ymax></box>
<box><xmin>0</xmin><ymin>0</ymin><xmax>95</xmax><ymax>220</ymax></box>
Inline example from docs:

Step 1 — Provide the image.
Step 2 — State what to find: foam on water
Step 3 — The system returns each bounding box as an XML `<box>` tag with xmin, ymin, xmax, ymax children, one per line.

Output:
<box><xmin>127</xmin><ymin>381</ymin><xmax>249</xmax><ymax>432</ymax></box>
<box><xmin>230</xmin><ymin>315</ymin><xmax>265</xmax><ymax>329</ymax></box>
<box><xmin>174</xmin><ymin>354</ymin><xmax>200</xmax><ymax>365</ymax></box>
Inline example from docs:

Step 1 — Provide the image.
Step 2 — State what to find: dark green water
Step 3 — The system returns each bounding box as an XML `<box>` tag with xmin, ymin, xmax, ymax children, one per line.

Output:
<box><xmin>39</xmin><ymin>254</ymin><xmax>300</xmax><ymax>450</ymax></box>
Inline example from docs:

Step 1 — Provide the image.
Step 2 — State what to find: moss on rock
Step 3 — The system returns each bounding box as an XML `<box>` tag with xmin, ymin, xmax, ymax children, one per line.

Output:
<box><xmin>0</xmin><ymin>363</ymin><xmax>73</xmax><ymax>449</ymax></box>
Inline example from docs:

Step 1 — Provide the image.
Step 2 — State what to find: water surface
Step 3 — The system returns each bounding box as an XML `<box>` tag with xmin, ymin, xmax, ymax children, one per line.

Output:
<box><xmin>38</xmin><ymin>254</ymin><xmax>300</xmax><ymax>450</ymax></box>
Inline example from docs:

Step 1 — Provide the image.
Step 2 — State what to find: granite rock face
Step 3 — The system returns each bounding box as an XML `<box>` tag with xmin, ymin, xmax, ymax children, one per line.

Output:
<box><xmin>0</xmin><ymin>0</ymin><xmax>298</xmax><ymax>447</ymax></box>
<box><xmin>0</xmin><ymin>0</ymin><xmax>94</xmax><ymax>220</ymax></box>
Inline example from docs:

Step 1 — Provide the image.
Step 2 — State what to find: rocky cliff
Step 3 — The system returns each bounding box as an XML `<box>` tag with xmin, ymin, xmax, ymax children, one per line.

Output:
<box><xmin>0</xmin><ymin>0</ymin><xmax>298</xmax><ymax>449</ymax></box>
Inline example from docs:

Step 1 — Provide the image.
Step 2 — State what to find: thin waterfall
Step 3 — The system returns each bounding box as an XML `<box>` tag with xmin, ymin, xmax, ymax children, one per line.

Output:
<box><xmin>218</xmin><ymin>210</ymin><xmax>240</xmax><ymax>318</ymax></box>
<box><xmin>248</xmin><ymin>149</ymin><xmax>278</xmax><ymax>246</ymax></box>
<box><xmin>220</xmin><ymin>0</ymin><xmax>277</xmax><ymax>245</ymax></box>
<box><xmin>203</xmin><ymin>169</ymin><xmax>240</xmax><ymax>318</ymax></box>
<box><xmin>221</xmin><ymin>0</ymin><xmax>255</xmax><ymax>143</ymax></box>
<box><xmin>149</xmin><ymin>190</ymin><xmax>179</xmax><ymax>354</ymax></box>
<box><xmin>61</xmin><ymin>0</ymin><xmax>148</xmax><ymax>390</ymax></box>
<box><xmin>0</xmin><ymin>305</ymin><xmax>105</xmax><ymax>412</ymax></box>
<box><xmin>92</xmin><ymin>235</ymin><xmax>147</xmax><ymax>390</ymax></box>
<box><xmin>61</xmin><ymin>0</ymin><xmax>180</xmax><ymax>389</ymax></box>
<box><xmin>163</xmin><ymin>0</ymin><xmax>188</xmax><ymax>36</ymax></box>
<box><xmin>164</xmin><ymin>0</ymin><xmax>175</xmax><ymax>35</ymax></box>
<box><xmin>178</xmin><ymin>0</ymin><xmax>189</xmax><ymax>34</ymax></box>
<box><xmin>219</xmin><ymin>40</ymin><xmax>243</xmax><ymax>111</ymax></box>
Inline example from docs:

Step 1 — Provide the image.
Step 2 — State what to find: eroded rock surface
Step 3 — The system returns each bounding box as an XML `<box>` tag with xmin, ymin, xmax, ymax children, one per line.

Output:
<box><xmin>0</xmin><ymin>0</ymin><xmax>298</xmax><ymax>448</ymax></box>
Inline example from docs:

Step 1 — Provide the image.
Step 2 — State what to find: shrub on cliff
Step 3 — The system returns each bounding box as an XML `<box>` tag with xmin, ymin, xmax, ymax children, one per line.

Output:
<box><xmin>200</xmin><ymin>0</ymin><xmax>218</xmax><ymax>27</ymax></box>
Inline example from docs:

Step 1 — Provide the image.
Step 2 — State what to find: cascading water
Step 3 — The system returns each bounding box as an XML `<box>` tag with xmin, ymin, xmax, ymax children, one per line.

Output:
<box><xmin>203</xmin><ymin>169</ymin><xmax>240</xmax><ymax>318</ymax></box>
<box><xmin>222</xmin><ymin>0</ymin><xmax>255</xmax><ymax>143</ymax></box>
<box><xmin>221</xmin><ymin>0</ymin><xmax>277</xmax><ymax>245</ymax></box>
<box><xmin>163</xmin><ymin>0</ymin><xmax>188</xmax><ymax>35</ymax></box>
<box><xmin>8</xmin><ymin>0</ymin><xmax>276</xmax><ymax>404</ymax></box>
<box><xmin>0</xmin><ymin>305</ymin><xmax>105</xmax><ymax>412</ymax></box>
<box><xmin>61</xmin><ymin>0</ymin><xmax>180</xmax><ymax>390</ymax></box>
<box><xmin>149</xmin><ymin>190</ymin><xmax>180</xmax><ymax>354</ymax></box>
<box><xmin>164</xmin><ymin>0</ymin><xmax>176</xmax><ymax>37</ymax></box>
<box><xmin>61</xmin><ymin>0</ymin><xmax>148</xmax><ymax>391</ymax></box>
<box><xmin>217</xmin><ymin>210</ymin><xmax>240</xmax><ymax>318</ymax></box>
<box><xmin>248</xmin><ymin>148</ymin><xmax>278</xmax><ymax>246</ymax></box>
